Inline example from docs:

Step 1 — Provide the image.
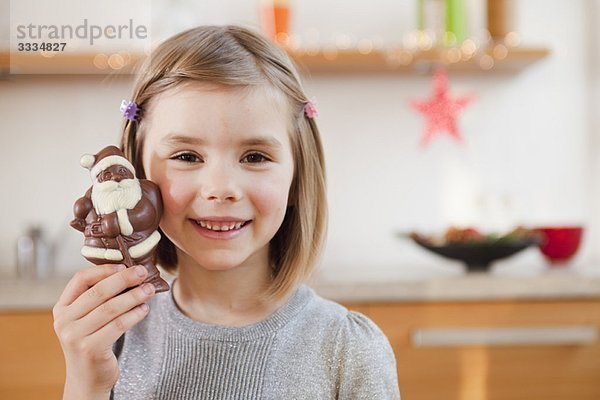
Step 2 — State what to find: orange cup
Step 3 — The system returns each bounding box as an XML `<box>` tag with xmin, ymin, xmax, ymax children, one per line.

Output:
<box><xmin>260</xmin><ymin>2</ymin><xmax>291</xmax><ymax>44</ymax></box>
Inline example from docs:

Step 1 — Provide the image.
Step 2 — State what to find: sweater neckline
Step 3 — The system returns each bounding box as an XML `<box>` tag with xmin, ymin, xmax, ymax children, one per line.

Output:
<box><xmin>160</xmin><ymin>281</ymin><xmax>313</xmax><ymax>342</ymax></box>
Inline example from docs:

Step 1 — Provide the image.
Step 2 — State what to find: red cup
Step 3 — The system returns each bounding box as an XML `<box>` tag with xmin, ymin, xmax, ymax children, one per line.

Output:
<box><xmin>537</xmin><ymin>226</ymin><xmax>583</xmax><ymax>265</ymax></box>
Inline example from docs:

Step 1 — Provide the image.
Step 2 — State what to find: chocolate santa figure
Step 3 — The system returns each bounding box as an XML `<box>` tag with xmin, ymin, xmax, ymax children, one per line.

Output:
<box><xmin>70</xmin><ymin>145</ymin><xmax>169</xmax><ymax>293</ymax></box>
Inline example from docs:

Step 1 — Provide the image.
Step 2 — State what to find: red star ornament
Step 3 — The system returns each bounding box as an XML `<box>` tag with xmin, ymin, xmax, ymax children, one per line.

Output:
<box><xmin>410</xmin><ymin>68</ymin><xmax>475</xmax><ymax>146</ymax></box>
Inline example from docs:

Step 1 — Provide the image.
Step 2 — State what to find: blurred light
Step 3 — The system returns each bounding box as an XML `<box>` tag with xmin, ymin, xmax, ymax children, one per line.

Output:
<box><xmin>335</xmin><ymin>34</ymin><xmax>353</xmax><ymax>50</ymax></box>
<box><xmin>304</xmin><ymin>27</ymin><xmax>320</xmax><ymax>55</ymax></box>
<box><xmin>119</xmin><ymin>51</ymin><xmax>131</xmax><ymax>65</ymax></box>
<box><xmin>276</xmin><ymin>32</ymin><xmax>290</xmax><ymax>47</ymax></box>
<box><xmin>306</xmin><ymin>47</ymin><xmax>319</xmax><ymax>57</ymax></box>
<box><xmin>403</xmin><ymin>31</ymin><xmax>419</xmax><ymax>50</ymax></box>
<box><xmin>425</xmin><ymin>29</ymin><xmax>439</xmax><ymax>45</ymax></box>
<box><xmin>493</xmin><ymin>44</ymin><xmax>508</xmax><ymax>60</ymax></box>
<box><xmin>287</xmin><ymin>34</ymin><xmax>302</xmax><ymax>51</ymax></box>
<box><xmin>93</xmin><ymin>53</ymin><xmax>108</xmax><ymax>70</ymax></box>
<box><xmin>443</xmin><ymin>31</ymin><xmax>457</xmax><ymax>47</ymax></box>
<box><xmin>461</xmin><ymin>39</ymin><xmax>477</xmax><ymax>56</ymax></box>
<box><xmin>417</xmin><ymin>31</ymin><xmax>433</xmax><ymax>50</ymax></box>
<box><xmin>461</xmin><ymin>51</ymin><xmax>473</xmax><ymax>61</ymax></box>
<box><xmin>446</xmin><ymin>48</ymin><xmax>462</xmax><ymax>63</ymax></box>
<box><xmin>357</xmin><ymin>39</ymin><xmax>374</xmax><ymax>55</ymax></box>
<box><xmin>479</xmin><ymin>54</ymin><xmax>494</xmax><ymax>70</ymax></box>
<box><xmin>505</xmin><ymin>32</ymin><xmax>521</xmax><ymax>47</ymax></box>
<box><xmin>292</xmin><ymin>48</ymin><xmax>305</xmax><ymax>57</ymax></box>
<box><xmin>108</xmin><ymin>53</ymin><xmax>125</xmax><ymax>70</ymax></box>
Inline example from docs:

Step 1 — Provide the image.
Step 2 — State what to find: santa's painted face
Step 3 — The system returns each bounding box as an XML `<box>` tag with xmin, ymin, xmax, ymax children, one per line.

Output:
<box><xmin>141</xmin><ymin>82</ymin><xmax>294</xmax><ymax>274</ymax></box>
<box><xmin>92</xmin><ymin>165</ymin><xmax>142</xmax><ymax>215</ymax></box>
<box><xmin>97</xmin><ymin>165</ymin><xmax>134</xmax><ymax>183</ymax></box>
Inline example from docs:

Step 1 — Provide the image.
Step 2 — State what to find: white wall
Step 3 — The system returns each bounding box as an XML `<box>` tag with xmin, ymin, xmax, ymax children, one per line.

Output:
<box><xmin>0</xmin><ymin>1</ymin><xmax>595</xmax><ymax>279</ymax></box>
<box><xmin>0</xmin><ymin>76</ymin><xmax>134</xmax><ymax>273</ymax></box>
<box><xmin>589</xmin><ymin>0</ymin><xmax>600</xmax><ymax>273</ymax></box>
<box><xmin>315</xmin><ymin>0</ymin><xmax>592</xmax><ymax>280</ymax></box>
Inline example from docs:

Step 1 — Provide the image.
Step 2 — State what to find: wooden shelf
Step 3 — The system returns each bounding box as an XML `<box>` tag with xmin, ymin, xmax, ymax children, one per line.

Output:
<box><xmin>289</xmin><ymin>46</ymin><xmax>550</xmax><ymax>75</ymax></box>
<box><xmin>0</xmin><ymin>46</ymin><xmax>550</xmax><ymax>76</ymax></box>
<box><xmin>0</xmin><ymin>52</ymin><xmax>145</xmax><ymax>76</ymax></box>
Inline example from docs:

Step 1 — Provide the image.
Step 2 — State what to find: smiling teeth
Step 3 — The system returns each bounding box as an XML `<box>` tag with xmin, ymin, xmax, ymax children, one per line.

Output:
<box><xmin>198</xmin><ymin>221</ymin><xmax>244</xmax><ymax>231</ymax></box>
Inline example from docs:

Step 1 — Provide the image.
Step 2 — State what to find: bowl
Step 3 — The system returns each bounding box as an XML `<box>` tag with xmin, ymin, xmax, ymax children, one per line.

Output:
<box><xmin>403</xmin><ymin>228</ymin><xmax>542</xmax><ymax>272</ymax></box>
<box><xmin>411</xmin><ymin>238</ymin><xmax>539</xmax><ymax>272</ymax></box>
<box><xmin>536</xmin><ymin>226</ymin><xmax>583</xmax><ymax>265</ymax></box>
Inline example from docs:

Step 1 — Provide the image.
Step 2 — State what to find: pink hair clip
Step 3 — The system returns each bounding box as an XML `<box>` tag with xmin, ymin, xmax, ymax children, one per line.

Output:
<box><xmin>303</xmin><ymin>97</ymin><xmax>318</xmax><ymax>119</ymax></box>
<box><xmin>120</xmin><ymin>99</ymin><xmax>140</xmax><ymax>121</ymax></box>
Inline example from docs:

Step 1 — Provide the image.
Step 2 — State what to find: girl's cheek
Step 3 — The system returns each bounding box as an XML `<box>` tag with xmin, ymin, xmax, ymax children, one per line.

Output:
<box><xmin>249</xmin><ymin>175</ymin><xmax>291</xmax><ymax>217</ymax></box>
<box><xmin>159</xmin><ymin>177</ymin><xmax>195</xmax><ymax>215</ymax></box>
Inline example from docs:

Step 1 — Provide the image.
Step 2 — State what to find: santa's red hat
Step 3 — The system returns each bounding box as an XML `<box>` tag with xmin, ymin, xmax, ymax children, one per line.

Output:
<box><xmin>80</xmin><ymin>145</ymin><xmax>136</xmax><ymax>180</ymax></box>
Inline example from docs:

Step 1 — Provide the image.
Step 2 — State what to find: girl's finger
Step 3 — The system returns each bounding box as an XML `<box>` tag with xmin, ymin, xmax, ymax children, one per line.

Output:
<box><xmin>72</xmin><ymin>283</ymin><xmax>155</xmax><ymax>339</ymax></box>
<box><xmin>65</xmin><ymin>265</ymin><xmax>148</xmax><ymax>321</ymax></box>
<box><xmin>55</xmin><ymin>264</ymin><xmax>125</xmax><ymax>308</ymax></box>
<box><xmin>81</xmin><ymin>302</ymin><xmax>151</xmax><ymax>352</ymax></box>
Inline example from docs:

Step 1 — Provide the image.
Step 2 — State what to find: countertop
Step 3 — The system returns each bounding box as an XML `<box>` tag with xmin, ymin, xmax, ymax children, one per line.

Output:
<box><xmin>2</xmin><ymin>265</ymin><xmax>600</xmax><ymax>310</ymax></box>
<box><xmin>314</xmin><ymin>271</ymin><xmax>600</xmax><ymax>303</ymax></box>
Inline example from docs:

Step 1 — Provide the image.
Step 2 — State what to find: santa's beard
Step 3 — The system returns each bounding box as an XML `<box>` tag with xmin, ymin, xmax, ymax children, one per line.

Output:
<box><xmin>92</xmin><ymin>178</ymin><xmax>142</xmax><ymax>215</ymax></box>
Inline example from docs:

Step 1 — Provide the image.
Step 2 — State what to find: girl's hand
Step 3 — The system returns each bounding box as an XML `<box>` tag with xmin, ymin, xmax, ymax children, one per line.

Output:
<box><xmin>53</xmin><ymin>263</ymin><xmax>156</xmax><ymax>400</ymax></box>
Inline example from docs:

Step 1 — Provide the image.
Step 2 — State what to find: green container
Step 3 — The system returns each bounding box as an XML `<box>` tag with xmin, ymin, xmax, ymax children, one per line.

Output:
<box><xmin>445</xmin><ymin>0</ymin><xmax>467</xmax><ymax>44</ymax></box>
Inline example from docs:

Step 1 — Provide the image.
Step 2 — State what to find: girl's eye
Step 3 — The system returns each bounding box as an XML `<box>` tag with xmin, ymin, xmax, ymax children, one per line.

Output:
<box><xmin>241</xmin><ymin>152</ymin><xmax>270</xmax><ymax>164</ymax></box>
<box><xmin>171</xmin><ymin>152</ymin><xmax>201</xmax><ymax>163</ymax></box>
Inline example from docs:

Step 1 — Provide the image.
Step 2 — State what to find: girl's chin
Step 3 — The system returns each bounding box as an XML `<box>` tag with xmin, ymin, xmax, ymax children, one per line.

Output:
<box><xmin>183</xmin><ymin>253</ymin><xmax>248</xmax><ymax>272</ymax></box>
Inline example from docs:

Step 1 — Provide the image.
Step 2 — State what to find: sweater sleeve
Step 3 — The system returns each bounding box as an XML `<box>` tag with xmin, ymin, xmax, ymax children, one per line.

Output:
<box><xmin>335</xmin><ymin>311</ymin><xmax>401</xmax><ymax>400</ymax></box>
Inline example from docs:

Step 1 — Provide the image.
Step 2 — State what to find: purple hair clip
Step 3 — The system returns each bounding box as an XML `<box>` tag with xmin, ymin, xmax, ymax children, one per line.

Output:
<box><xmin>120</xmin><ymin>99</ymin><xmax>140</xmax><ymax>121</ymax></box>
<box><xmin>303</xmin><ymin>97</ymin><xmax>318</xmax><ymax>119</ymax></box>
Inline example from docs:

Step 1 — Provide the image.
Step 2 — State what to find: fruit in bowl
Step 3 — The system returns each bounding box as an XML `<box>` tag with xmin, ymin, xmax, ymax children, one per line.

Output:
<box><xmin>404</xmin><ymin>226</ymin><xmax>542</xmax><ymax>272</ymax></box>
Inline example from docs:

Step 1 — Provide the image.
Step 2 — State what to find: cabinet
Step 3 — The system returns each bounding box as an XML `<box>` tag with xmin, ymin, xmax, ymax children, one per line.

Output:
<box><xmin>344</xmin><ymin>299</ymin><xmax>600</xmax><ymax>400</ymax></box>
<box><xmin>0</xmin><ymin>311</ymin><xmax>65</xmax><ymax>400</ymax></box>
<box><xmin>4</xmin><ymin>298</ymin><xmax>598</xmax><ymax>399</ymax></box>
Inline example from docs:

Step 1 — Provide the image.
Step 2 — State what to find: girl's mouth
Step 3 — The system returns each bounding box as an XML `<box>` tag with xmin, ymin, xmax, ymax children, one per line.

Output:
<box><xmin>191</xmin><ymin>219</ymin><xmax>252</xmax><ymax>232</ymax></box>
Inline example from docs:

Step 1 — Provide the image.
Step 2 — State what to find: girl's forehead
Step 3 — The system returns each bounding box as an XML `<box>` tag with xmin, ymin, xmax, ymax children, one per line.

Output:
<box><xmin>142</xmin><ymin>82</ymin><xmax>292</xmax><ymax>143</ymax></box>
<box><xmin>148</xmin><ymin>82</ymin><xmax>287</xmax><ymax>114</ymax></box>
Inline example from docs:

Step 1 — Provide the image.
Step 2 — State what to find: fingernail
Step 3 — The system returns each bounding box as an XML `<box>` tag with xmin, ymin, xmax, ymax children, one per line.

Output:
<box><xmin>115</xmin><ymin>264</ymin><xmax>126</xmax><ymax>272</ymax></box>
<box><xmin>140</xmin><ymin>303</ymin><xmax>149</xmax><ymax>312</ymax></box>
<box><xmin>141</xmin><ymin>283</ymin><xmax>155</xmax><ymax>295</ymax></box>
<box><xmin>135</xmin><ymin>265</ymin><xmax>146</xmax><ymax>277</ymax></box>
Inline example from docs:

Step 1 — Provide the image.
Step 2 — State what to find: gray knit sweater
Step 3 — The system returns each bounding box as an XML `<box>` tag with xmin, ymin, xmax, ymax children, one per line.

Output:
<box><xmin>111</xmin><ymin>284</ymin><xmax>400</xmax><ymax>399</ymax></box>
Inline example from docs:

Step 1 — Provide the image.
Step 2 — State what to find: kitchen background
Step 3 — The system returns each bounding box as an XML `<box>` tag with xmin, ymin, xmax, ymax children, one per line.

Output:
<box><xmin>4</xmin><ymin>1</ymin><xmax>600</xmax><ymax>399</ymax></box>
<box><xmin>1</xmin><ymin>0</ymin><xmax>598</xmax><ymax>280</ymax></box>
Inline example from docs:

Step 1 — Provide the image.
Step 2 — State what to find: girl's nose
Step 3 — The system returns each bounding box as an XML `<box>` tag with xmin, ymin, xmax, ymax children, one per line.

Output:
<box><xmin>200</xmin><ymin>165</ymin><xmax>242</xmax><ymax>203</ymax></box>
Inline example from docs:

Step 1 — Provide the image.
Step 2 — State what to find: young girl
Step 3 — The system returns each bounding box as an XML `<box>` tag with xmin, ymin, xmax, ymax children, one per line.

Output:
<box><xmin>53</xmin><ymin>25</ymin><xmax>400</xmax><ymax>399</ymax></box>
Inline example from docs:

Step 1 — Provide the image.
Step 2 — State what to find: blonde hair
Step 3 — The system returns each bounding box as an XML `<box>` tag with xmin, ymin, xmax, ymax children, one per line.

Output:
<box><xmin>120</xmin><ymin>25</ymin><xmax>327</xmax><ymax>300</ymax></box>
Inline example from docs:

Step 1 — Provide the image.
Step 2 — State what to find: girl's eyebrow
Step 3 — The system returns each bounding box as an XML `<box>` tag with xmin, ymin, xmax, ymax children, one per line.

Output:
<box><xmin>161</xmin><ymin>134</ymin><xmax>205</xmax><ymax>146</ymax></box>
<box><xmin>240</xmin><ymin>137</ymin><xmax>283</xmax><ymax>149</ymax></box>
<box><xmin>161</xmin><ymin>133</ymin><xmax>283</xmax><ymax>148</ymax></box>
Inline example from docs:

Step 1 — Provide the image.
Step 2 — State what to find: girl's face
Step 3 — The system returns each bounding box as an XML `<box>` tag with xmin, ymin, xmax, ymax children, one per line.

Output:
<box><xmin>141</xmin><ymin>83</ymin><xmax>294</xmax><ymax>273</ymax></box>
